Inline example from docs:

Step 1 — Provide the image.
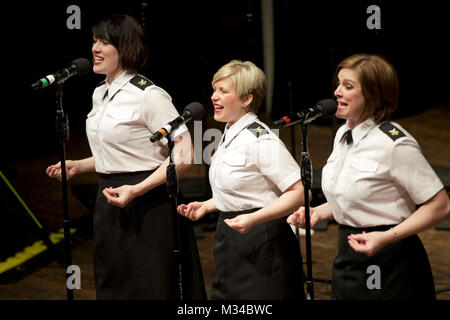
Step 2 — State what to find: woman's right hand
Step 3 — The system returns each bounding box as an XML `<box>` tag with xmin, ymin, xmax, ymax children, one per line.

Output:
<box><xmin>46</xmin><ymin>160</ymin><xmax>79</xmax><ymax>182</ymax></box>
<box><xmin>177</xmin><ymin>201</ymin><xmax>209</xmax><ymax>221</ymax></box>
<box><xmin>287</xmin><ymin>206</ymin><xmax>322</xmax><ymax>229</ymax></box>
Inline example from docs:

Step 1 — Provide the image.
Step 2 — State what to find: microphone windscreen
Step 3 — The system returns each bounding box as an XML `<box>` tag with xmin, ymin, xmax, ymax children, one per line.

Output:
<box><xmin>184</xmin><ymin>102</ymin><xmax>205</xmax><ymax>120</ymax></box>
<box><xmin>71</xmin><ymin>58</ymin><xmax>91</xmax><ymax>76</ymax></box>
<box><xmin>318</xmin><ymin>99</ymin><xmax>337</xmax><ymax>117</ymax></box>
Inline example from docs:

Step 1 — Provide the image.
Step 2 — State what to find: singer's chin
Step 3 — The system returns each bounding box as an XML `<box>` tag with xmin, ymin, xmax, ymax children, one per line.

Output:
<box><xmin>213</xmin><ymin>113</ymin><xmax>222</xmax><ymax>122</ymax></box>
<box><xmin>93</xmin><ymin>66</ymin><xmax>101</xmax><ymax>74</ymax></box>
<box><xmin>335</xmin><ymin>110</ymin><xmax>346</xmax><ymax>119</ymax></box>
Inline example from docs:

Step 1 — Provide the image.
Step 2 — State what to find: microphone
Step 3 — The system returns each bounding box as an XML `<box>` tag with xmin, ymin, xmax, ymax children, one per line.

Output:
<box><xmin>31</xmin><ymin>58</ymin><xmax>91</xmax><ymax>90</ymax></box>
<box><xmin>150</xmin><ymin>102</ymin><xmax>205</xmax><ymax>142</ymax></box>
<box><xmin>274</xmin><ymin>99</ymin><xmax>337</xmax><ymax>128</ymax></box>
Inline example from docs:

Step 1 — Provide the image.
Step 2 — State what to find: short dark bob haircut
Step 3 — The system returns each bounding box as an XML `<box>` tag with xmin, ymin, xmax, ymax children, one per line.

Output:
<box><xmin>92</xmin><ymin>14</ymin><xmax>149</xmax><ymax>71</ymax></box>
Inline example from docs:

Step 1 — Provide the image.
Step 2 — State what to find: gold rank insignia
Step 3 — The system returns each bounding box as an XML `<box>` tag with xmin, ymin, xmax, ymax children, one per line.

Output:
<box><xmin>247</xmin><ymin>122</ymin><xmax>269</xmax><ymax>138</ymax></box>
<box><xmin>379</xmin><ymin>121</ymin><xmax>405</xmax><ymax>141</ymax></box>
<box><xmin>130</xmin><ymin>75</ymin><xmax>154</xmax><ymax>90</ymax></box>
<box><xmin>389</xmin><ymin>128</ymin><xmax>399</xmax><ymax>136</ymax></box>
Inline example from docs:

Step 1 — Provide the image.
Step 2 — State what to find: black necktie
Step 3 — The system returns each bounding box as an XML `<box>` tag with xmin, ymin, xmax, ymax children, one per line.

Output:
<box><xmin>340</xmin><ymin>129</ymin><xmax>353</xmax><ymax>145</ymax></box>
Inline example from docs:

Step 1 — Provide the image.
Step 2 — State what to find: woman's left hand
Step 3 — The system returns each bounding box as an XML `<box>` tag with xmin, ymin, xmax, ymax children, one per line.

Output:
<box><xmin>102</xmin><ymin>185</ymin><xmax>136</xmax><ymax>208</ymax></box>
<box><xmin>347</xmin><ymin>231</ymin><xmax>393</xmax><ymax>257</ymax></box>
<box><xmin>224</xmin><ymin>213</ymin><xmax>257</xmax><ymax>234</ymax></box>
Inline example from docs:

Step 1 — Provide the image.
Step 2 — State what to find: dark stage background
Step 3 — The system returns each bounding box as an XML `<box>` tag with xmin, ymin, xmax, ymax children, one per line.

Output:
<box><xmin>1</xmin><ymin>0</ymin><xmax>449</xmax><ymax>290</ymax></box>
<box><xmin>3</xmin><ymin>0</ymin><xmax>450</xmax><ymax>164</ymax></box>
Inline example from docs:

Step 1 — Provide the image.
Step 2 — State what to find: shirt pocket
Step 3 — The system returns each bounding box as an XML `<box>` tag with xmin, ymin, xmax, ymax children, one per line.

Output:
<box><xmin>86</xmin><ymin>108</ymin><xmax>99</xmax><ymax>136</ymax></box>
<box><xmin>86</xmin><ymin>107</ymin><xmax>98</xmax><ymax>118</ymax></box>
<box><xmin>222</xmin><ymin>153</ymin><xmax>246</xmax><ymax>166</ymax></box>
<box><xmin>216</xmin><ymin>153</ymin><xmax>247</xmax><ymax>191</ymax></box>
<box><xmin>326</xmin><ymin>152</ymin><xmax>337</xmax><ymax>164</ymax></box>
<box><xmin>348</xmin><ymin>157</ymin><xmax>378</xmax><ymax>173</ymax></box>
<box><xmin>346</xmin><ymin>157</ymin><xmax>379</xmax><ymax>199</ymax></box>
<box><xmin>104</xmin><ymin>108</ymin><xmax>135</xmax><ymax>121</ymax></box>
<box><xmin>102</xmin><ymin>108</ymin><xmax>135</xmax><ymax>144</ymax></box>
<box><xmin>321</xmin><ymin>152</ymin><xmax>338</xmax><ymax>193</ymax></box>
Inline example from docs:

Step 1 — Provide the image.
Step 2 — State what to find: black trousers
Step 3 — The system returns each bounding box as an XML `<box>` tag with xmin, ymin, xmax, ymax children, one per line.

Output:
<box><xmin>211</xmin><ymin>209</ymin><xmax>305</xmax><ymax>300</ymax></box>
<box><xmin>332</xmin><ymin>224</ymin><xmax>436</xmax><ymax>300</ymax></box>
<box><xmin>93</xmin><ymin>171</ymin><xmax>206</xmax><ymax>300</ymax></box>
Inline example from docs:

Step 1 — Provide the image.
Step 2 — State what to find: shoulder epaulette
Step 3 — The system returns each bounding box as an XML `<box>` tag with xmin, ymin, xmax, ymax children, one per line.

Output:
<box><xmin>378</xmin><ymin>121</ymin><xmax>406</xmax><ymax>141</ymax></box>
<box><xmin>130</xmin><ymin>75</ymin><xmax>154</xmax><ymax>90</ymax></box>
<box><xmin>247</xmin><ymin>122</ymin><xmax>269</xmax><ymax>138</ymax></box>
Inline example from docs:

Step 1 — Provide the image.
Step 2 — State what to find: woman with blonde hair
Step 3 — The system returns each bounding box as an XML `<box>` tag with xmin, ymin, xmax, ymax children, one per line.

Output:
<box><xmin>178</xmin><ymin>60</ymin><xmax>306</xmax><ymax>300</ymax></box>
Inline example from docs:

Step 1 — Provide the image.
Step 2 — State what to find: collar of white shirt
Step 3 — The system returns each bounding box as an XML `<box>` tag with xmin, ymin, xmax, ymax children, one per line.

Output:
<box><xmin>103</xmin><ymin>70</ymin><xmax>136</xmax><ymax>101</ymax></box>
<box><xmin>222</xmin><ymin>112</ymin><xmax>258</xmax><ymax>147</ymax></box>
<box><xmin>341</xmin><ymin>118</ymin><xmax>377</xmax><ymax>146</ymax></box>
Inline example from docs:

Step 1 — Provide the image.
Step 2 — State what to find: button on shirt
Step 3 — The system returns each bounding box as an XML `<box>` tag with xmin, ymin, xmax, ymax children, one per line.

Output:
<box><xmin>209</xmin><ymin>112</ymin><xmax>301</xmax><ymax>212</ymax></box>
<box><xmin>86</xmin><ymin>71</ymin><xmax>188</xmax><ymax>174</ymax></box>
<box><xmin>322</xmin><ymin>118</ymin><xmax>444</xmax><ymax>227</ymax></box>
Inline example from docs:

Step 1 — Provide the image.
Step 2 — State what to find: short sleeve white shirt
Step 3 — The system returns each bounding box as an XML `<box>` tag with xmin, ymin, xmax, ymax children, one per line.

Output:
<box><xmin>321</xmin><ymin>118</ymin><xmax>444</xmax><ymax>227</ymax></box>
<box><xmin>86</xmin><ymin>71</ymin><xmax>188</xmax><ymax>174</ymax></box>
<box><xmin>209</xmin><ymin>112</ymin><xmax>301</xmax><ymax>212</ymax></box>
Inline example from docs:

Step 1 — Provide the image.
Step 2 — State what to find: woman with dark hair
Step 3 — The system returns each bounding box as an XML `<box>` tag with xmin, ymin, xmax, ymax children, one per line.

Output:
<box><xmin>46</xmin><ymin>14</ymin><xmax>205</xmax><ymax>300</ymax></box>
<box><xmin>287</xmin><ymin>53</ymin><xmax>450</xmax><ymax>300</ymax></box>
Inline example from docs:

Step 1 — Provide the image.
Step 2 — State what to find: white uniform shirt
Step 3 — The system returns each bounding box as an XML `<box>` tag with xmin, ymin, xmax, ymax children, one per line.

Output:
<box><xmin>209</xmin><ymin>112</ymin><xmax>301</xmax><ymax>212</ymax></box>
<box><xmin>86</xmin><ymin>71</ymin><xmax>188</xmax><ymax>174</ymax></box>
<box><xmin>322</xmin><ymin>118</ymin><xmax>444</xmax><ymax>227</ymax></box>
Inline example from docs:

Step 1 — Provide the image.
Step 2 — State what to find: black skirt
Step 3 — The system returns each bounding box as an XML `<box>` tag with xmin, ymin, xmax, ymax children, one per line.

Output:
<box><xmin>332</xmin><ymin>224</ymin><xmax>436</xmax><ymax>300</ymax></box>
<box><xmin>93</xmin><ymin>171</ymin><xmax>206</xmax><ymax>300</ymax></box>
<box><xmin>211</xmin><ymin>209</ymin><xmax>305</xmax><ymax>300</ymax></box>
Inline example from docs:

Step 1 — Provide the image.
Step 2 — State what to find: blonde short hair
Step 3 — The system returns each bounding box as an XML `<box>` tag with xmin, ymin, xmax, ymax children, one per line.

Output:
<box><xmin>212</xmin><ymin>60</ymin><xmax>266</xmax><ymax>113</ymax></box>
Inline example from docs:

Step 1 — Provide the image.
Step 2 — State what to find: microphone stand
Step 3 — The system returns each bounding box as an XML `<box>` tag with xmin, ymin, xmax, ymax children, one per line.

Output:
<box><xmin>166</xmin><ymin>133</ymin><xmax>183</xmax><ymax>300</ymax></box>
<box><xmin>55</xmin><ymin>83</ymin><xmax>73</xmax><ymax>301</ymax></box>
<box><xmin>300</xmin><ymin>124</ymin><xmax>314</xmax><ymax>300</ymax></box>
<box><xmin>287</xmin><ymin>82</ymin><xmax>308</xmax><ymax>287</ymax></box>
